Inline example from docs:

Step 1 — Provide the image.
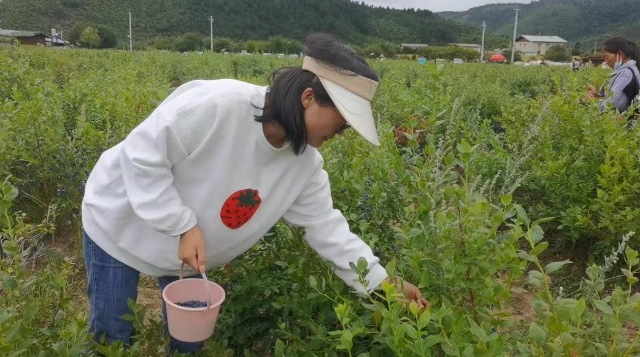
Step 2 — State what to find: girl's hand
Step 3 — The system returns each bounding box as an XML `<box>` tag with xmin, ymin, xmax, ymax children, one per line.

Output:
<box><xmin>585</xmin><ymin>85</ymin><xmax>601</xmax><ymax>99</ymax></box>
<box><xmin>178</xmin><ymin>226</ymin><xmax>207</xmax><ymax>273</ymax></box>
<box><xmin>384</xmin><ymin>277</ymin><xmax>429</xmax><ymax>313</ymax></box>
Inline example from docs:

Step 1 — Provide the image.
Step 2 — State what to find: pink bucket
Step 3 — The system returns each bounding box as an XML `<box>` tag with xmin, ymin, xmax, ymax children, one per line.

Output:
<box><xmin>161</xmin><ymin>263</ymin><xmax>226</xmax><ymax>342</ymax></box>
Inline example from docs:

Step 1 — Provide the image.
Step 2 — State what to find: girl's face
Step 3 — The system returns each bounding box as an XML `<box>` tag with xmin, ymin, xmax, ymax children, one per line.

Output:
<box><xmin>301</xmin><ymin>88</ymin><xmax>350</xmax><ymax>148</ymax></box>
<box><xmin>603</xmin><ymin>49</ymin><xmax>624</xmax><ymax>69</ymax></box>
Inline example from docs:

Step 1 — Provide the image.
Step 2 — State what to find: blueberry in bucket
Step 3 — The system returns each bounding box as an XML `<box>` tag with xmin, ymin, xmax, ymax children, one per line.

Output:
<box><xmin>176</xmin><ymin>300</ymin><xmax>208</xmax><ymax>308</ymax></box>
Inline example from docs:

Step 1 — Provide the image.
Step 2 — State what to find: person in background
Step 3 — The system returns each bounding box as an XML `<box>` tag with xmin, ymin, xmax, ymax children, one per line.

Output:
<box><xmin>572</xmin><ymin>58</ymin><xmax>581</xmax><ymax>72</ymax></box>
<box><xmin>586</xmin><ymin>37</ymin><xmax>640</xmax><ymax>114</ymax></box>
<box><xmin>418</xmin><ymin>56</ymin><xmax>426</xmax><ymax>65</ymax></box>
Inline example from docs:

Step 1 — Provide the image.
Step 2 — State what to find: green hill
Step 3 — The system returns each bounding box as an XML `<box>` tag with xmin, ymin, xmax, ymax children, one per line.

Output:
<box><xmin>440</xmin><ymin>0</ymin><xmax>640</xmax><ymax>44</ymax></box>
<box><xmin>0</xmin><ymin>0</ymin><xmax>507</xmax><ymax>47</ymax></box>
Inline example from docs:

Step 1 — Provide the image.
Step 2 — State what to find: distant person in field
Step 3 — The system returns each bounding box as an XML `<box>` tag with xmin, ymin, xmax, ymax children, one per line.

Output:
<box><xmin>586</xmin><ymin>37</ymin><xmax>640</xmax><ymax>114</ymax></box>
<box><xmin>572</xmin><ymin>58</ymin><xmax>581</xmax><ymax>72</ymax></box>
<box><xmin>418</xmin><ymin>56</ymin><xmax>426</xmax><ymax>65</ymax></box>
<box><xmin>81</xmin><ymin>33</ymin><xmax>427</xmax><ymax>354</ymax></box>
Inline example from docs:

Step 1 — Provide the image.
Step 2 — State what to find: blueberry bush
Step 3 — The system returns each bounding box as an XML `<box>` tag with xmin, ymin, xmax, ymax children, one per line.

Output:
<box><xmin>1</xmin><ymin>46</ymin><xmax>639</xmax><ymax>356</ymax></box>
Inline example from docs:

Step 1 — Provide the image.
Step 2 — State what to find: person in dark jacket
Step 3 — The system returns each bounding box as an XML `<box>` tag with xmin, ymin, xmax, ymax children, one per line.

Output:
<box><xmin>586</xmin><ymin>37</ymin><xmax>640</xmax><ymax>114</ymax></box>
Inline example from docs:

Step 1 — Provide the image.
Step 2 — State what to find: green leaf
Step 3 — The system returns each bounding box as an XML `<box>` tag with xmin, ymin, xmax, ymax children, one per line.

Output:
<box><xmin>6</xmin><ymin>186</ymin><xmax>18</xmax><ymax>201</ymax></box>
<box><xmin>544</xmin><ymin>260</ymin><xmax>572</xmax><ymax>274</ymax></box>
<box><xmin>625</xmin><ymin>246</ymin><xmax>639</xmax><ymax>267</ymax></box>
<box><xmin>593</xmin><ymin>300</ymin><xmax>614</xmax><ymax>315</ymax></box>
<box><xmin>275</xmin><ymin>339</ymin><xmax>285</xmax><ymax>357</ymax></box>
<box><xmin>309</xmin><ymin>275</ymin><xmax>317</xmax><ymax>289</ymax></box>
<box><xmin>8</xmin><ymin>349</ymin><xmax>27</xmax><ymax>357</ymax></box>
<box><xmin>554</xmin><ymin>298</ymin><xmax>577</xmax><ymax>321</ymax></box>
<box><xmin>528</xmin><ymin>322</ymin><xmax>546</xmax><ymax>343</ymax></box>
<box><xmin>516</xmin><ymin>342</ymin><xmax>532</xmax><ymax>356</ymax></box>
<box><xmin>0</xmin><ymin>200</ymin><xmax>10</xmax><ymax>213</ymax></box>
<box><xmin>462</xmin><ymin>345</ymin><xmax>474</xmax><ymax>357</ymax></box>
<box><xmin>404</xmin><ymin>324</ymin><xmax>418</xmax><ymax>339</ymax></box>
<box><xmin>1</xmin><ymin>240</ymin><xmax>19</xmax><ymax>256</ymax></box>
<box><xmin>6</xmin><ymin>322</ymin><xmax>21</xmax><ymax>342</ymax></box>
<box><xmin>357</xmin><ymin>257</ymin><xmax>368</xmax><ymax>272</ymax></box>
<box><xmin>515</xmin><ymin>205</ymin><xmax>530</xmax><ymax>226</ymax></box>
<box><xmin>0</xmin><ymin>310</ymin><xmax>16</xmax><ymax>325</ymax></box>
<box><xmin>530</xmin><ymin>242</ymin><xmax>549</xmax><ymax>257</ymax></box>
<box><xmin>517</xmin><ymin>251</ymin><xmax>535</xmax><ymax>262</ymax></box>
<box><xmin>441</xmin><ymin>342</ymin><xmax>458</xmax><ymax>356</ymax></box>
<box><xmin>385</xmin><ymin>258</ymin><xmax>397</xmax><ymax>277</ymax></box>
<box><xmin>24</xmin><ymin>301</ymin><xmax>40</xmax><ymax>323</ymax></box>
<box><xmin>422</xmin><ymin>334</ymin><xmax>440</xmax><ymax>349</ymax></box>
<box><xmin>121</xmin><ymin>313</ymin><xmax>135</xmax><ymax>322</ymax></box>
<box><xmin>340</xmin><ymin>329</ymin><xmax>353</xmax><ymax>351</ymax></box>
<box><xmin>457</xmin><ymin>140</ymin><xmax>472</xmax><ymax>154</ymax></box>
<box><xmin>592</xmin><ymin>342</ymin><xmax>608</xmax><ymax>354</ymax></box>
<box><xmin>2</xmin><ymin>277</ymin><xmax>18</xmax><ymax>290</ymax></box>
<box><xmin>500</xmin><ymin>194</ymin><xmax>512</xmax><ymax>206</ymax></box>
<box><xmin>418</xmin><ymin>310</ymin><xmax>431</xmax><ymax>330</ymax></box>
<box><xmin>467</xmin><ymin>318</ymin><xmax>488</xmax><ymax>341</ymax></box>
<box><xmin>527</xmin><ymin>270</ymin><xmax>544</xmax><ymax>287</ymax></box>
<box><xmin>530</xmin><ymin>225</ymin><xmax>544</xmax><ymax>244</ymax></box>
<box><xmin>409</xmin><ymin>301</ymin><xmax>419</xmax><ymax>317</ymax></box>
<box><xmin>576</xmin><ymin>298</ymin><xmax>586</xmax><ymax>319</ymax></box>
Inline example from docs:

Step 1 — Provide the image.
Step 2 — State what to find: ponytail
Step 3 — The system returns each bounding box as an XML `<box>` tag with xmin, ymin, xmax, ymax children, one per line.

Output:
<box><xmin>629</xmin><ymin>40</ymin><xmax>640</xmax><ymax>73</ymax></box>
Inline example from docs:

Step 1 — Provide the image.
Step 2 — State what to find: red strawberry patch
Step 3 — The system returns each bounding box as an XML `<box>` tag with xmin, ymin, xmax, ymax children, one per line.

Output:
<box><xmin>220</xmin><ymin>189</ymin><xmax>262</xmax><ymax>229</ymax></box>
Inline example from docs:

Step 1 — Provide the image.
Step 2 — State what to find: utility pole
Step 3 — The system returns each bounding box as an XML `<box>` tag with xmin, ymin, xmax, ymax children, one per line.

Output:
<box><xmin>209</xmin><ymin>16</ymin><xmax>214</xmax><ymax>52</ymax></box>
<box><xmin>128</xmin><ymin>12</ymin><xmax>132</xmax><ymax>51</ymax></box>
<box><xmin>481</xmin><ymin>21</ymin><xmax>486</xmax><ymax>62</ymax></box>
<box><xmin>511</xmin><ymin>8</ymin><xmax>520</xmax><ymax>64</ymax></box>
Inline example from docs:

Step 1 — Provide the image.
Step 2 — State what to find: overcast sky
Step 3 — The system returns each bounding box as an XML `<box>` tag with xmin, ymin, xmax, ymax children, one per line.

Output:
<box><xmin>360</xmin><ymin>0</ymin><xmax>532</xmax><ymax>12</ymax></box>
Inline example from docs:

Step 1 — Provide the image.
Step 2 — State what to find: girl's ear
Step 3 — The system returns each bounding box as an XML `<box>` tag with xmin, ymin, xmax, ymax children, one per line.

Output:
<box><xmin>301</xmin><ymin>88</ymin><xmax>314</xmax><ymax>109</ymax></box>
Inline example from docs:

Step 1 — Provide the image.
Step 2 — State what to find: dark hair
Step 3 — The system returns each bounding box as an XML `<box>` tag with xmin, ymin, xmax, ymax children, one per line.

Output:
<box><xmin>255</xmin><ymin>33</ymin><xmax>379</xmax><ymax>155</ymax></box>
<box><xmin>603</xmin><ymin>36</ymin><xmax>640</xmax><ymax>72</ymax></box>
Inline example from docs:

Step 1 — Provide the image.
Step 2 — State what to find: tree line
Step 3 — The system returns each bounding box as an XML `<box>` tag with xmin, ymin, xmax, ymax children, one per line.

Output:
<box><xmin>1</xmin><ymin>0</ymin><xmax>509</xmax><ymax>49</ymax></box>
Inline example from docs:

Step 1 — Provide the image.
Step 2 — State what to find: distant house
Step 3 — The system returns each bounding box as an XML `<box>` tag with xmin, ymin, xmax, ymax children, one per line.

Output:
<box><xmin>401</xmin><ymin>43</ymin><xmax>429</xmax><ymax>51</ymax></box>
<box><xmin>47</xmin><ymin>30</ymin><xmax>71</xmax><ymax>47</ymax></box>
<box><xmin>452</xmin><ymin>43</ymin><xmax>482</xmax><ymax>53</ymax></box>
<box><xmin>586</xmin><ymin>52</ymin><xmax>605</xmax><ymax>67</ymax></box>
<box><xmin>515</xmin><ymin>35</ymin><xmax>567</xmax><ymax>57</ymax></box>
<box><xmin>46</xmin><ymin>36</ymin><xmax>71</xmax><ymax>47</ymax></box>
<box><xmin>0</xmin><ymin>29</ymin><xmax>47</xmax><ymax>46</ymax></box>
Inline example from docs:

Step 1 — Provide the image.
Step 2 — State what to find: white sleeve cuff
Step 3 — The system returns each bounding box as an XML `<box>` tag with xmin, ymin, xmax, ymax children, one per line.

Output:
<box><xmin>333</xmin><ymin>262</ymin><xmax>388</xmax><ymax>295</ymax></box>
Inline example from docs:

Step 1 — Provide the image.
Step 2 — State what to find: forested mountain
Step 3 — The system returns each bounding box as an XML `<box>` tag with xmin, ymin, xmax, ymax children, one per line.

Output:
<box><xmin>439</xmin><ymin>0</ymin><xmax>640</xmax><ymax>44</ymax></box>
<box><xmin>0</xmin><ymin>0</ymin><xmax>507</xmax><ymax>47</ymax></box>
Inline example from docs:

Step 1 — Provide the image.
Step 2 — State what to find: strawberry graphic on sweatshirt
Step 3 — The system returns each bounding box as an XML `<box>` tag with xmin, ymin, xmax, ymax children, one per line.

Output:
<box><xmin>220</xmin><ymin>189</ymin><xmax>262</xmax><ymax>229</ymax></box>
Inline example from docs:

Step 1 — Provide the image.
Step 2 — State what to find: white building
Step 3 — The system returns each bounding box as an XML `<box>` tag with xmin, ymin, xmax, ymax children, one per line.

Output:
<box><xmin>453</xmin><ymin>43</ymin><xmax>482</xmax><ymax>53</ymax></box>
<box><xmin>515</xmin><ymin>35</ymin><xmax>567</xmax><ymax>57</ymax></box>
<box><xmin>401</xmin><ymin>43</ymin><xmax>429</xmax><ymax>51</ymax></box>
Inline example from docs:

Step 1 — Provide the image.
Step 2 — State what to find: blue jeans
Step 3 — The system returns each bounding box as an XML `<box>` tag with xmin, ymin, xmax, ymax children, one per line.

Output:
<box><xmin>83</xmin><ymin>230</ymin><xmax>204</xmax><ymax>354</ymax></box>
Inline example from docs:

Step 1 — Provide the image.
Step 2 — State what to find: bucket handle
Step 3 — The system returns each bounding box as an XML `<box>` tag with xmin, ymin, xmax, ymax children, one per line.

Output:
<box><xmin>180</xmin><ymin>262</ymin><xmax>212</xmax><ymax>313</ymax></box>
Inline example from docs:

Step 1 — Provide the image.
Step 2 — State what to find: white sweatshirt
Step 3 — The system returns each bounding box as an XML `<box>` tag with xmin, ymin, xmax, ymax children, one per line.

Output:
<box><xmin>81</xmin><ymin>79</ymin><xmax>387</xmax><ymax>294</ymax></box>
